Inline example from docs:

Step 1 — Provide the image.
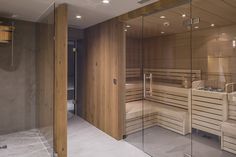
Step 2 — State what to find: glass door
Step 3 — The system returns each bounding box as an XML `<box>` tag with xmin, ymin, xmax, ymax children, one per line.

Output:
<box><xmin>124</xmin><ymin>16</ymin><xmax>144</xmax><ymax>150</ymax></box>
<box><xmin>68</xmin><ymin>40</ymin><xmax>76</xmax><ymax>116</ymax></box>
<box><xmin>124</xmin><ymin>1</ymin><xmax>192</xmax><ymax>156</ymax></box>
<box><xmin>142</xmin><ymin>2</ymin><xmax>192</xmax><ymax>157</ymax></box>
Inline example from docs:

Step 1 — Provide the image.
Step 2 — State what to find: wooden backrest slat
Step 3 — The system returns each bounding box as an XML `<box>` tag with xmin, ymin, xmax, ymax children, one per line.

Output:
<box><xmin>126</xmin><ymin>68</ymin><xmax>201</xmax><ymax>81</ymax></box>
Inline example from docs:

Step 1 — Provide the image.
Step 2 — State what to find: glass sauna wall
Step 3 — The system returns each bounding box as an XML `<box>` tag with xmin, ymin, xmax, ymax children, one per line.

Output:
<box><xmin>124</xmin><ymin>0</ymin><xmax>236</xmax><ymax>157</ymax></box>
<box><xmin>191</xmin><ymin>0</ymin><xmax>236</xmax><ymax>157</ymax></box>
<box><xmin>0</xmin><ymin>3</ymin><xmax>55</xmax><ymax>157</ymax></box>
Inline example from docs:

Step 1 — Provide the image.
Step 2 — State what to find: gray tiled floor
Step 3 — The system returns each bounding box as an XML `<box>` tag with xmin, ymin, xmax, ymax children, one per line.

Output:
<box><xmin>0</xmin><ymin>129</ymin><xmax>51</xmax><ymax>157</ymax></box>
<box><xmin>125</xmin><ymin>126</ymin><xmax>236</xmax><ymax>157</ymax></box>
<box><xmin>68</xmin><ymin>115</ymin><xmax>151</xmax><ymax>157</ymax></box>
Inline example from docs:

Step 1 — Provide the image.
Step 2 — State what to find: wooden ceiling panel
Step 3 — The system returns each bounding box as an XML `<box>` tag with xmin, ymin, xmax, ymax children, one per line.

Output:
<box><xmin>126</xmin><ymin>0</ymin><xmax>236</xmax><ymax>38</ymax></box>
<box><xmin>192</xmin><ymin>0</ymin><xmax>236</xmax><ymax>23</ymax></box>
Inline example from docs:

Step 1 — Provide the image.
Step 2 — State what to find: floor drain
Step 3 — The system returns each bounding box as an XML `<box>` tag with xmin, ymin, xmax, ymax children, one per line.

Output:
<box><xmin>0</xmin><ymin>145</ymin><xmax>7</xmax><ymax>149</ymax></box>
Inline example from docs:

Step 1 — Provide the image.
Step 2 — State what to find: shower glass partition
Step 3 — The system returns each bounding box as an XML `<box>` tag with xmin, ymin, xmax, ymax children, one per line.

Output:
<box><xmin>36</xmin><ymin>3</ymin><xmax>55</xmax><ymax>156</ymax></box>
<box><xmin>125</xmin><ymin>0</ymin><xmax>236</xmax><ymax>157</ymax></box>
<box><xmin>0</xmin><ymin>3</ymin><xmax>55</xmax><ymax>157</ymax></box>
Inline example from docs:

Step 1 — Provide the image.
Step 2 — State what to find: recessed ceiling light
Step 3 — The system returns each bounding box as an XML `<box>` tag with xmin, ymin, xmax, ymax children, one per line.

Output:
<box><xmin>160</xmin><ymin>16</ymin><xmax>166</xmax><ymax>19</ymax></box>
<box><xmin>124</xmin><ymin>29</ymin><xmax>127</xmax><ymax>32</ymax></box>
<box><xmin>211</xmin><ymin>23</ymin><xmax>215</xmax><ymax>27</ymax></box>
<box><xmin>194</xmin><ymin>26</ymin><xmax>199</xmax><ymax>29</ymax></box>
<box><xmin>182</xmin><ymin>14</ymin><xmax>186</xmax><ymax>18</ymax></box>
<box><xmin>76</xmin><ymin>15</ymin><xmax>82</xmax><ymax>19</ymax></box>
<box><xmin>102</xmin><ymin>0</ymin><xmax>110</xmax><ymax>4</ymax></box>
<box><xmin>126</xmin><ymin>25</ymin><xmax>131</xmax><ymax>28</ymax></box>
<box><xmin>161</xmin><ymin>31</ymin><xmax>165</xmax><ymax>34</ymax></box>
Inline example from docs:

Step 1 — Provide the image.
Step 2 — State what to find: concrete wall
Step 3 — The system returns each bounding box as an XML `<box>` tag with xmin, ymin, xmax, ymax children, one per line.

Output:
<box><xmin>0</xmin><ymin>19</ymin><xmax>36</xmax><ymax>135</ymax></box>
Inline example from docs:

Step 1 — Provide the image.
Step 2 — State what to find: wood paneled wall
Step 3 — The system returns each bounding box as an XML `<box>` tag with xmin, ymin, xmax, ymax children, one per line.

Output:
<box><xmin>83</xmin><ymin>19</ymin><xmax>125</xmax><ymax>140</ymax></box>
<box><xmin>126</xmin><ymin>24</ymin><xmax>236</xmax><ymax>86</ymax></box>
<box><xmin>54</xmin><ymin>4</ymin><xmax>68</xmax><ymax>157</ymax></box>
<box><xmin>143</xmin><ymin>32</ymin><xmax>191</xmax><ymax>69</ymax></box>
<box><xmin>126</xmin><ymin>37</ymin><xmax>142</xmax><ymax>69</ymax></box>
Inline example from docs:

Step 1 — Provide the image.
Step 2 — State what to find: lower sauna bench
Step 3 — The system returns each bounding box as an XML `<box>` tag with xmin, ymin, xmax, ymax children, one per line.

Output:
<box><xmin>125</xmin><ymin>100</ymin><xmax>190</xmax><ymax>135</ymax></box>
<box><xmin>192</xmin><ymin>89</ymin><xmax>226</xmax><ymax>136</ymax></box>
<box><xmin>221</xmin><ymin>120</ymin><xmax>236</xmax><ymax>154</ymax></box>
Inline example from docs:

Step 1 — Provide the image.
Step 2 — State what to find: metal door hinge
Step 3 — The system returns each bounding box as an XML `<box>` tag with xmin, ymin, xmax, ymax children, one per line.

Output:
<box><xmin>73</xmin><ymin>48</ymin><xmax>77</xmax><ymax>53</ymax></box>
<box><xmin>183</xmin><ymin>17</ymin><xmax>200</xmax><ymax>27</ymax></box>
<box><xmin>0</xmin><ymin>145</ymin><xmax>7</xmax><ymax>149</ymax></box>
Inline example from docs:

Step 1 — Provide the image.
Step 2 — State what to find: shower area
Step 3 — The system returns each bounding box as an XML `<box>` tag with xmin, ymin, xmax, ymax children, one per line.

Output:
<box><xmin>124</xmin><ymin>0</ymin><xmax>236</xmax><ymax>157</ymax></box>
<box><xmin>0</xmin><ymin>4</ymin><xmax>55</xmax><ymax>157</ymax></box>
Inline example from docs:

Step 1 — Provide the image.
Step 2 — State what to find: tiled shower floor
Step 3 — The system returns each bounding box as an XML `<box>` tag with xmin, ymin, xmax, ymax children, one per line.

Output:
<box><xmin>0</xmin><ymin>129</ymin><xmax>51</xmax><ymax>157</ymax></box>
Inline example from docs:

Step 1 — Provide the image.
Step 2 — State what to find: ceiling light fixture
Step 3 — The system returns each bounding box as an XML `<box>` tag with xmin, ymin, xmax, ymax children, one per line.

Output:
<box><xmin>126</xmin><ymin>25</ymin><xmax>131</xmax><ymax>28</ymax></box>
<box><xmin>124</xmin><ymin>29</ymin><xmax>127</xmax><ymax>32</ymax></box>
<box><xmin>161</xmin><ymin>31</ymin><xmax>165</xmax><ymax>34</ymax></box>
<box><xmin>194</xmin><ymin>26</ymin><xmax>199</xmax><ymax>29</ymax></box>
<box><xmin>160</xmin><ymin>16</ymin><xmax>166</xmax><ymax>19</ymax></box>
<box><xmin>233</xmin><ymin>40</ymin><xmax>236</xmax><ymax>48</ymax></box>
<box><xmin>102</xmin><ymin>0</ymin><xmax>110</xmax><ymax>4</ymax></box>
<box><xmin>76</xmin><ymin>15</ymin><xmax>82</xmax><ymax>19</ymax></box>
<box><xmin>211</xmin><ymin>23</ymin><xmax>215</xmax><ymax>27</ymax></box>
<box><xmin>182</xmin><ymin>14</ymin><xmax>186</xmax><ymax>18</ymax></box>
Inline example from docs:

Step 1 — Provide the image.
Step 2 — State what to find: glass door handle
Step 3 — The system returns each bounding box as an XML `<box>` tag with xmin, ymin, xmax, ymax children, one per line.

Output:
<box><xmin>144</xmin><ymin>73</ymin><xmax>146</xmax><ymax>98</ymax></box>
<box><xmin>143</xmin><ymin>73</ymin><xmax>153</xmax><ymax>98</ymax></box>
<box><xmin>149</xmin><ymin>73</ymin><xmax>153</xmax><ymax>96</ymax></box>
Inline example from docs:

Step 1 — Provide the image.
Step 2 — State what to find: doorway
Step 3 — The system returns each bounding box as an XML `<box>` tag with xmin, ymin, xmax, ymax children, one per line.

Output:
<box><xmin>67</xmin><ymin>40</ymin><xmax>77</xmax><ymax>115</ymax></box>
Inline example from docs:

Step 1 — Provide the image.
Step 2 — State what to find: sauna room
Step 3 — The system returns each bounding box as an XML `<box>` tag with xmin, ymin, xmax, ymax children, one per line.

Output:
<box><xmin>124</xmin><ymin>0</ymin><xmax>236</xmax><ymax>157</ymax></box>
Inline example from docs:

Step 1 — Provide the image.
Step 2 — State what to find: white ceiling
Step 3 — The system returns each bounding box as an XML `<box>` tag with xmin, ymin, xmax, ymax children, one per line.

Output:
<box><xmin>0</xmin><ymin>0</ymin><xmax>55</xmax><ymax>22</ymax></box>
<box><xmin>0</xmin><ymin>0</ymin><xmax>159</xmax><ymax>28</ymax></box>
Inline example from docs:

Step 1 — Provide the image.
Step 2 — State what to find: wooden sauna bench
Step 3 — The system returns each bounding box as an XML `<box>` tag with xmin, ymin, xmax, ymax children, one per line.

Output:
<box><xmin>125</xmin><ymin>68</ymin><xmax>201</xmax><ymax>136</ymax></box>
<box><xmin>125</xmin><ymin>83</ymin><xmax>191</xmax><ymax>136</ymax></box>
<box><xmin>191</xmin><ymin>89</ymin><xmax>227</xmax><ymax>136</ymax></box>
<box><xmin>221</xmin><ymin>84</ymin><xmax>236</xmax><ymax>154</ymax></box>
